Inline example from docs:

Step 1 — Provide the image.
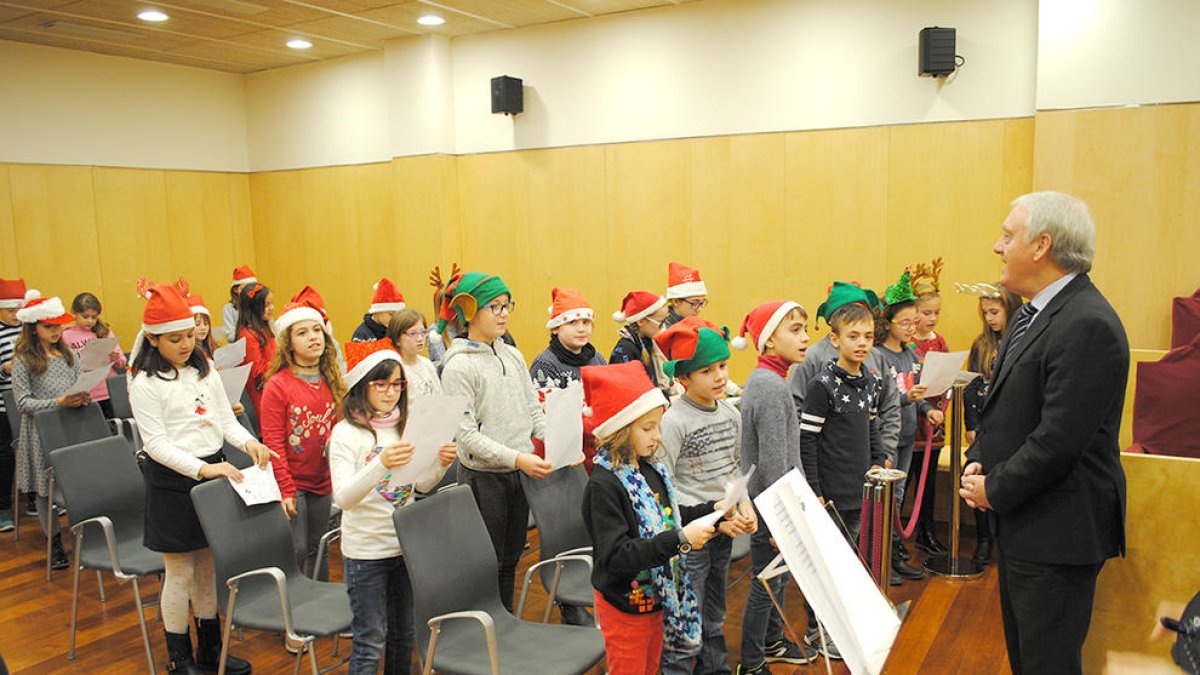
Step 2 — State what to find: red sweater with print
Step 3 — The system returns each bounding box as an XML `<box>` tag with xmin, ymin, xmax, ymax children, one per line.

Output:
<box><xmin>239</xmin><ymin>328</ymin><xmax>276</xmax><ymax>417</ymax></box>
<box><xmin>260</xmin><ymin>369</ymin><xmax>336</xmax><ymax>498</ymax></box>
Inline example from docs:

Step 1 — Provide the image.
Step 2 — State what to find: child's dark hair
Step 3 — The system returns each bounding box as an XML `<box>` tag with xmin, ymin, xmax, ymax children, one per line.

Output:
<box><xmin>235</xmin><ymin>283</ymin><xmax>274</xmax><ymax>349</ymax></box>
<box><xmin>71</xmin><ymin>292</ymin><xmax>111</xmax><ymax>338</ymax></box>
<box><xmin>131</xmin><ymin>333</ymin><xmax>210</xmax><ymax>381</ymax></box>
<box><xmin>340</xmin><ymin>360</ymin><xmax>408</xmax><ymax>442</ymax></box>
<box><xmin>874</xmin><ymin>300</ymin><xmax>915</xmax><ymax>345</ymax></box>
<box><xmin>829</xmin><ymin>303</ymin><xmax>874</xmax><ymax>334</ymax></box>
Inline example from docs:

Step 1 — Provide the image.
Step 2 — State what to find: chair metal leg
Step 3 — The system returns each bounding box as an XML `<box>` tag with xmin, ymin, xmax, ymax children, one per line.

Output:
<box><xmin>10</xmin><ymin>459</ymin><xmax>18</xmax><ymax>541</ymax></box>
<box><xmin>132</xmin><ymin>577</ymin><xmax>156</xmax><ymax>673</ymax></box>
<box><xmin>308</xmin><ymin>639</ymin><xmax>320</xmax><ymax>675</ymax></box>
<box><xmin>332</xmin><ymin>633</ymin><xmax>339</xmax><ymax>657</ymax></box>
<box><xmin>45</xmin><ymin>470</ymin><xmax>55</xmax><ymax>582</ymax></box>
<box><xmin>96</xmin><ymin>570</ymin><xmax>107</xmax><ymax>602</ymax></box>
<box><xmin>422</xmin><ymin>626</ymin><xmax>441</xmax><ymax>675</ymax></box>
<box><xmin>291</xmin><ymin>641</ymin><xmax>306</xmax><ymax>675</ymax></box>
<box><xmin>218</xmin><ymin>588</ymin><xmax>238</xmax><ymax>675</ymax></box>
<box><xmin>67</xmin><ymin>530</ymin><xmax>83</xmax><ymax>659</ymax></box>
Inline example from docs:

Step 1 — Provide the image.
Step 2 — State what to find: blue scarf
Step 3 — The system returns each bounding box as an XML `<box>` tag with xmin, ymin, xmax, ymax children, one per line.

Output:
<box><xmin>593</xmin><ymin>449</ymin><xmax>701</xmax><ymax>650</ymax></box>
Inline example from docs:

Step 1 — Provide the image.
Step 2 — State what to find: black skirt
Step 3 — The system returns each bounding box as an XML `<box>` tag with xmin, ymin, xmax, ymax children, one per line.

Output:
<box><xmin>143</xmin><ymin>451</ymin><xmax>225</xmax><ymax>553</ymax></box>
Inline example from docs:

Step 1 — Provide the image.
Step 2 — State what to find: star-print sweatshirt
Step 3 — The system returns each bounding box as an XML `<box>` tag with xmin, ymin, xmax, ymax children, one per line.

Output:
<box><xmin>260</xmin><ymin>369</ymin><xmax>337</xmax><ymax>499</ymax></box>
<box><xmin>799</xmin><ymin>360</ymin><xmax>888</xmax><ymax>509</ymax></box>
<box><xmin>328</xmin><ymin>419</ymin><xmax>448</xmax><ymax>561</ymax></box>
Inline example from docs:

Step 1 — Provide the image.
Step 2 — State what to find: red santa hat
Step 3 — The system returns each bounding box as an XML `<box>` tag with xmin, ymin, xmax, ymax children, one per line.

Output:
<box><xmin>137</xmin><ymin>280</ymin><xmax>196</xmax><ymax>335</ymax></box>
<box><xmin>666</xmin><ymin>262</ymin><xmax>707</xmax><ymax>300</ymax></box>
<box><xmin>369</xmin><ymin>278</ymin><xmax>406</xmax><ymax>314</ymax></box>
<box><xmin>733</xmin><ymin>301</ymin><xmax>806</xmax><ymax>352</ymax></box>
<box><xmin>276</xmin><ymin>286</ymin><xmax>332</xmax><ymax>336</ymax></box>
<box><xmin>545</xmin><ymin>287</ymin><xmax>594</xmax><ymax>330</ymax></box>
<box><xmin>231</xmin><ymin>265</ymin><xmax>257</xmax><ymax>287</ymax></box>
<box><xmin>582</xmin><ymin>361</ymin><xmax>669</xmax><ymax>441</ymax></box>
<box><xmin>15</xmin><ymin>296</ymin><xmax>73</xmax><ymax>325</ymax></box>
<box><xmin>0</xmin><ymin>278</ymin><xmax>39</xmax><ymax>309</ymax></box>
<box><xmin>344</xmin><ymin>338</ymin><xmax>402</xmax><ymax>390</ymax></box>
<box><xmin>612</xmin><ymin>291</ymin><xmax>667</xmax><ymax>324</ymax></box>
<box><xmin>187</xmin><ymin>294</ymin><xmax>210</xmax><ymax>317</ymax></box>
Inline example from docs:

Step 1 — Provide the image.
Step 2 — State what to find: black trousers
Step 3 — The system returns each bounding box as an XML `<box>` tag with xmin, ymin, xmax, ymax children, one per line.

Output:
<box><xmin>996</xmin><ymin>542</ymin><xmax>1104</xmax><ymax>675</ymax></box>
<box><xmin>457</xmin><ymin>466</ymin><xmax>529</xmax><ymax>613</ymax></box>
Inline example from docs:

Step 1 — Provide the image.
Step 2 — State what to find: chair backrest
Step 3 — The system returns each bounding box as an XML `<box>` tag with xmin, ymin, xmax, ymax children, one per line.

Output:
<box><xmin>393</xmin><ymin>485</ymin><xmax>508</xmax><ymax>650</ymax></box>
<box><xmin>49</xmin><ymin>436</ymin><xmax>144</xmax><ymax>540</ymax></box>
<box><xmin>191</xmin><ymin>478</ymin><xmax>301</xmax><ymax>607</ymax></box>
<box><xmin>1</xmin><ymin>390</ymin><xmax>19</xmax><ymax>441</ymax></box>
<box><xmin>521</xmin><ymin>465</ymin><xmax>592</xmax><ymax>560</ymax></box>
<box><xmin>105</xmin><ymin>375</ymin><xmax>133</xmax><ymax>419</ymax></box>
<box><xmin>238</xmin><ymin>390</ymin><xmax>259</xmax><ymax>436</ymax></box>
<box><xmin>34</xmin><ymin>404</ymin><xmax>112</xmax><ymax>461</ymax></box>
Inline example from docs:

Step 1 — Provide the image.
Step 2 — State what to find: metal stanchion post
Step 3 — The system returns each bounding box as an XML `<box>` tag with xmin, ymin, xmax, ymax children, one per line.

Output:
<box><xmin>865</xmin><ymin>467</ymin><xmax>906</xmax><ymax>600</ymax></box>
<box><xmin>923</xmin><ymin>382</ymin><xmax>983</xmax><ymax>579</ymax></box>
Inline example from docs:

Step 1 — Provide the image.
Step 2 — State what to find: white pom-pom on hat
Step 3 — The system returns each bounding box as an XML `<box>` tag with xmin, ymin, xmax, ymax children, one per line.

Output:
<box><xmin>612</xmin><ymin>311</ymin><xmax>627</xmax><ymax>323</ymax></box>
<box><xmin>582</xmin><ymin>406</ymin><xmax>593</xmax><ymax>417</ymax></box>
<box><xmin>731</xmin><ymin>335</ymin><xmax>749</xmax><ymax>350</ymax></box>
<box><xmin>25</xmin><ymin>289</ymin><xmax>40</xmax><ymax>301</ymax></box>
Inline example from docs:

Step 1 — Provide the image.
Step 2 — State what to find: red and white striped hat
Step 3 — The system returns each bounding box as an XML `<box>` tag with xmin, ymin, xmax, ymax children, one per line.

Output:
<box><xmin>344</xmin><ymin>339</ymin><xmax>402</xmax><ymax>390</ymax></box>
<box><xmin>667</xmin><ymin>262</ymin><xmax>707</xmax><ymax>299</ymax></box>
<box><xmin>546</xmin><ymin>287</ymin><xmax>594</xmax><ymax>330</ymax></box>
<box><xmin>16</xmin><ymin>296</ymin><xmax>73</xmax><ymax>325</ymax></box>
<box><xmin>369</xmin><ymin>278</ymin><xmax>406</xmax><ymax>314</ymax></box>
<box><xmin>0</xmin><ymin>278</ymin><xmax>39</xmax><ymax>310</ymax></box>
<box><xmin>582</xmin><ymin>361</ymin><xmax>668</xmax><ymax>441</ymax></box>
<box><xmin>139</xmin><ymin>281</ymin><xmax>195</xmax><ymax>335</ymax></box>
<box><xmin>612</xmin><ymin>291</ymin><xmax>667</xmax><ymax>324</ymax></box>
<box><xmin>231</xmin><ymin>265</ymin><xmax>257</xmax><ymax>288</ymax></box>
<box><xmin>732</xmin><ymin>301</ymin><xmax>805</xmax><ymax>352</ymax></box>
<box><xmin>187</xmin><ymin>294</ymin><xmax>211</xmax><ymax>317</ymax></box>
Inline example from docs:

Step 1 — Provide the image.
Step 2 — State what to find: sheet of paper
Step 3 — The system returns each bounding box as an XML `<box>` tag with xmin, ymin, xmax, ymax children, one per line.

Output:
<box><xmin>213</xmin><ymin>338</ymin><xmax>246</xmax><ymax>370</ymax></box>
<box><xmin>543</xmin><ymin>381</ymin><xmax>585</xmax><ymax>470</ymax></box>
<box><xmin>79</xmin><ymin>336</ymin><xmax>120</xmax><ymax>372</ymax></box>
<box><xmin>755</xmin><ymin>469</ymin><xmax>900</xmax><ymax>675</ymax></box>
<box><xmin>917</xmin><ymin>350</ymin><xmax>969</xmax><ymax>398</ymax></box>
<box><xmin>722</xmin><ymin>464</ymin><xmax>756</xmax><ymax>512</ymax></box>
<box><xmin>218</xmin><ymin>364</ymin><xmax>252</xmax><ymax>406</ymax></box>
<box><xmin>228</xmin><ymin>462</ymin><xmax>282</xmax><ymax>506</ymax></box>
<box><xmin>388</xmin><ymin>395</ymin><xmax>469</xmax><ymax>488</ymax></box>
<box><xmin>692</xmin><ymin>507</ymin><xmax>725</xmax><ymax>530</ymax></box>
<box><xmin>64</xmin><ymin>368</ymin><xmax>111</xmax><ymax>396</ymax></box>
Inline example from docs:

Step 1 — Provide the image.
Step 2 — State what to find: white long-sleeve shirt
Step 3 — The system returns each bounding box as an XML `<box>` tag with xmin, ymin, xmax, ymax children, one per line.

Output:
<box><xmin>130</xmin><ymin>366</ymin><xmax>254</xmax><ymax>479</ymax></box>
<box><xmin>328</xmin><ymin>420</ymin><xmax>445</xmax><ymax>560</ymax></box>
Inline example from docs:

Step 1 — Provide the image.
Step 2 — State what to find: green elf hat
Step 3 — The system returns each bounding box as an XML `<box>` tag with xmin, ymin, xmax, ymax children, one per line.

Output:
<box><xmin>654</xmin><ymin>316</ymin><xmax>731</xmax><ymax>378</ymax></box>
<box><xmin>883</xmin><ymin>269</ymin><xmax>918</xmax><ymax>306</ymax></box>
<box><xmin>432</xmin><ymin>270</ymin><xmax>511</xmax><ymax>333</ymax></box>
<box><xmin>815</xmin><ymin>281</ymin><xmax>881</xmax><ymax>329</ymax></box>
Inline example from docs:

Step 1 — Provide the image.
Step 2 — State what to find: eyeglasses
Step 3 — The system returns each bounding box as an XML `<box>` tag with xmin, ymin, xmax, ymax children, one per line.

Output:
<box><xmin>404</xmin><ymin>329</ymin><xmax>431</xmax><ymax>338</ymax></box>
<box><xmin>683</xmin><ymin>299</ymin><xmax>708</xmax><ymax>311</ymax></box>
<box><xmin>891</xmin><ymin>319</ymin><xmax>916</xmax><ymax>328</ymax></box>
<box><xmin>483</xmin><ymin>301</ymin><xmax>516</xmax><ymax>316</ymax></box>
<box><xmin>368</xmin><ymin>379</ymin><xmax>407</xmax><ymax>393</ymax></box>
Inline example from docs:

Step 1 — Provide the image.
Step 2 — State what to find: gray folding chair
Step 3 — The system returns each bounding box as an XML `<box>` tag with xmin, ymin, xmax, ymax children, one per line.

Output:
<box><xmin>104</xmin><ymin>375</ymin><xmax>141</xmax><ymax>451</ymax></box>
<box><xmin>393</xmin><ymin>484</ymin><xmax>605</xmax><ymax>675</ymax></box>
<box><xmin>518</xmin><ymin>466</ymin><xmax>595</xmax><ymax>623</ymax></box>
<box><xmin>33</xmin><ymin>403</ymin><xmax>113</xmax><ymax>580</ymax></box>
<box><xmin>191</xmin><ymin>479</ymin><xmax>352</xmax><ymax>675</ymax></box>
<box><xmin>49</xmin><ymin>435</ymin><xmax>164</xmax><ymax>673</ymax></box>
<box><xmin>2</xmin><ymin>390</ymin><xmax>21</xmax><ymax>542</ymax></box>
<box><xmin>238</xmin><ymin>390</ymin><xmax>259</xmax><ymax>437</ymax></box>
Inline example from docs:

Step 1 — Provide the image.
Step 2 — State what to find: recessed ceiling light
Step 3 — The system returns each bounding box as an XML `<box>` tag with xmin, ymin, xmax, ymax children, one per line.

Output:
<box><xmin>137</xmin><ymin>10</ymin><xmax>169</xmax><ymax>22</ymax></box>
<box><xmin>417</xmin><ymin>14</ymin><xmax>445</xmax><ymax>26</ymax></box>
<box><xmin>286</xmin><ymin>38</ymin><xmax>312</xmax><ymax>49</ymax></box>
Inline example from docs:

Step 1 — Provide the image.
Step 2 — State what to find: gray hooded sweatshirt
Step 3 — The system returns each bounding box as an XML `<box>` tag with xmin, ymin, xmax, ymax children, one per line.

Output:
<box><xmin>440</xmin><ymin>338</ymin><xmax>546</xmax><ymax>472</ymax></box>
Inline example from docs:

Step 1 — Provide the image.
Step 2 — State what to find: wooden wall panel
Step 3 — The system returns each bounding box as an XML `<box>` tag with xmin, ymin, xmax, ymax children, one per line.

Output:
<box><xmin>1033</xmin><ymin>103</ymin><xmax>1200</xmax><ymax>350</ymax></box>
<box><xmin>0</xmin><ymin>164</ymin><xmax>16</xmax><ymax>273</ymax></box>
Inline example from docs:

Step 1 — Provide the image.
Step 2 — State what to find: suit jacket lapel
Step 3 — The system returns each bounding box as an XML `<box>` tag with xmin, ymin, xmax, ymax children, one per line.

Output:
<box><xmin>984</xmin><ymin>275</ymin><xmax>1091</xmax><ymax>409</ymax></box>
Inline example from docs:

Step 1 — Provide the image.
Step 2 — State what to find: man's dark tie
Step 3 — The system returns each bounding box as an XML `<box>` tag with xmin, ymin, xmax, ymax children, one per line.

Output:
<box><xmin>1005</xmin><ymin>303</ymin><xmax>1039</xmax><ymax>355</ymax></box>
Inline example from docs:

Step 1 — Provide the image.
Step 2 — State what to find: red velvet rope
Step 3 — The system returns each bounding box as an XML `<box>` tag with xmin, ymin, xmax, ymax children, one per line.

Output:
<box><xmin>871</xmin><ymin>489</ymin><xmax>885</xmax><ymax>583</ymax></box>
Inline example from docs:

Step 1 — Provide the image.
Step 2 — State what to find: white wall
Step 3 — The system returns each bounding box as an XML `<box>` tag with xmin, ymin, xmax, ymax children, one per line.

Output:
<box><xmin>0</xmin><ymin>40</ymin><xmax>248</xmax><ymax>171</ymax></box>
<box><xmin>1036</xmin><ymin>0</ymin><xmax>1200</xmax><ymax>110</ymax></box>
<box><xmin>451</xmin><ymin>0</ymin><xmax>1038</xmax><ymax>154</ymax></box>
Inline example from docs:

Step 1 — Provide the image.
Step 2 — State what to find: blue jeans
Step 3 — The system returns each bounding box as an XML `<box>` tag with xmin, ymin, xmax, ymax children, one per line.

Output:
<box><xmin>739</xmin><ymin>524</ymin><xmax>789</xmax><ymax>668</ymax></box>
<box><xmin>344</xmin><ymin>555</ymin><xmax>415</xmax><ymax>675</ymax></box>
<box><xmin>662</xmin><ymin>534</ymin><xmax>733</xmax><ymax>675</ymax></box>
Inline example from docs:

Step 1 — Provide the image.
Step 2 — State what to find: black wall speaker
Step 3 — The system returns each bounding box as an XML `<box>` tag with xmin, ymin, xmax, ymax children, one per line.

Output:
<box><xmin>491</xmin><ymin>75</ymin><xmax>523</xmax><ymax>115</ymax></box>
<box><xmin>919</xmin><ymin>27</ymin><xmax>957</xmax><ymax>77</ymax></box>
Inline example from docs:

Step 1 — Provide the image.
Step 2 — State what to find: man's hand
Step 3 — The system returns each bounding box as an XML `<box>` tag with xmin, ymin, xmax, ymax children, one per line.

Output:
<box><xmin>960</xmin><ymin>462</ymin><xmax>991</xmax><ymax>511</ymax></box>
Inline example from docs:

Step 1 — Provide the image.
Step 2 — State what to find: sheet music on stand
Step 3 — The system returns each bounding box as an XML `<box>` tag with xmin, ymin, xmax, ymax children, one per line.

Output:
<box><xmin>754</xmin><ymin>469</ymin><xmax>901</xmax><ymax>675</ymax></box>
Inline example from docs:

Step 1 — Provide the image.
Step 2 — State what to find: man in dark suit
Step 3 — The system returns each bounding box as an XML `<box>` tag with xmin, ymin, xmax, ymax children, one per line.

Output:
<box><xmin>961</xmin><ymin>191</ymin><xmax>1128</xmax><ymax>675</ymax></box>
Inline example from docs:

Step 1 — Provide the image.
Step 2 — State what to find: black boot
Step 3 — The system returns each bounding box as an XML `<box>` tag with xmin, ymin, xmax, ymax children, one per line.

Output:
<box><xmin>50</xmin><ymin>534</ymin><xmax>70</xmax><ymax>570</ymax></box>
<box><xmin>194</xmin><ymin>617</ymin><xmax>253</xmax><ymax>675</ymax></box>
<box><xmin>914</xmin><ymin>521</ymin><xmax>947</xmax><ymax>556</ymax></box>
<box><xmin>892</xmin><ymin>547</ymin><xmax>924</xmax><ymax>580</ymax></box>
<box><xmin>165</xmin><ymin>629</ymin><xmax>205</xmax><ymax>675</ymax></box>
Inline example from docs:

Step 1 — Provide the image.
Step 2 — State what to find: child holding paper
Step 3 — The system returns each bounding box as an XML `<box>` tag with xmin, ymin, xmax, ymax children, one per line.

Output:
<box><xmin>235</xmin><ymin>281</ymin><xmax>276</xmax><ymax>417</ymax></box>
<box><xmin>654</xmin><ymin>317</ymin><xmax>755</xmax><ymax>675</ymax></box>
<box><xmin>62</xmin><ymin>292</ymin><xmax>126</xmax><ymax>418</ymax></box>
<box><xmin>733</xmin><ymin>301</ymin><xmax>819</xmax><ymax>674</ymax></box>
<box><xmin>128</xmin><ymin>281</ymin><xmax>272</xmax><ymax>674</ymax></box>
<box><xmin>437</xmin><ymin>270</ymin><xmax>551</xmax><ymax>612</ymax></box>
<box><xmin>262</xmin><ymin>294</ymin><xmax>345</xmax><ymax>580</ymax></box>
<box><xmin>908</xmin><ymin>258</ymin><xmax>950</xmax><ymax>555</ymax></box>
<box><xmin>581</xmin><ymin>361</ymin><xmax>721</xmax><ymax>675</ymax></box>
<box><xmin>12</xmin><ymin>296</ymin><xmax>86</xmax><ymax>569</ymax></box>
<box><xmin>328</xmin><ymin>339</ymin><xmax>455</xmax><ymax>675</ymax></box>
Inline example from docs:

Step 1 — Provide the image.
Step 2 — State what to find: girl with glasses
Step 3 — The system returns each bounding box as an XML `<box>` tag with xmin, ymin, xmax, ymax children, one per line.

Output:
<box><xmin>386</xmin><ymin>309</ymin><xmax>442</xmax><ymax>398</ymax></box>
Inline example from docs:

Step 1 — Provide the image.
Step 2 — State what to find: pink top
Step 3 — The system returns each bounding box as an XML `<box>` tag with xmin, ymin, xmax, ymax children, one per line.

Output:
<box><xmin>62</xmin><ymin>325</ymin><xmax>126</xmax><ymax>402</ymax></box>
